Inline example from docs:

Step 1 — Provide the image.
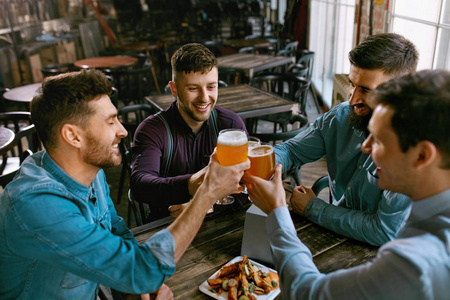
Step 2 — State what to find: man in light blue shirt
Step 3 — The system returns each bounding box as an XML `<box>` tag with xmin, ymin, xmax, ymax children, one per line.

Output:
<box><xmin>0</xmin><ymin>70</ymin><xmax>250</xmax><ymax>299</ymax></box>
<box><xmin>244</xmin><ymin>69</ymin><xmax>450</xmax><ymax>299</ymax></box>
<box><xmin>276</xmin><ymin>33</ymin><xmax>419</xmax><ymax>245</ymax></box>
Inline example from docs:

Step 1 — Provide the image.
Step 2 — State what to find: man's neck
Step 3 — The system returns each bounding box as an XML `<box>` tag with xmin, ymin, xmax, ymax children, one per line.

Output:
<box><xmin>48</xmin><ymin>150</ymin><xmax>98</xmax><ymax>187</ymax></box>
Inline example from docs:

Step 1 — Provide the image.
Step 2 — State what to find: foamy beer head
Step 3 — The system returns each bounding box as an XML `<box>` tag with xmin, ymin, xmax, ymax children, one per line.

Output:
<box><xmin>247</xmin><ymin>145</ymin><xmax>275</xmax><ymax>180</ymax></box>
<box><xmin>216</xmin><ymin>129</ymin><xmax>248</xmax><ymax>166</ymax></box>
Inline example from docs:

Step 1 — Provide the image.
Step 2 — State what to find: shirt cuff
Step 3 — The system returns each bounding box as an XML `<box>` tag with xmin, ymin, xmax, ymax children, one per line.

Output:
<box><xmin>144</xmin><ymin>229</ymin><xmax>176</xmax><ymax>268</ymax></box>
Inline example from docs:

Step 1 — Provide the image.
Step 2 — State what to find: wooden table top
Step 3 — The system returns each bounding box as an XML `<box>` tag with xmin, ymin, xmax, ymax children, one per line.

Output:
<box><xmin>223</xmin><ymin>38</ymin><xmax>272</xmax><ymax>49</ymax></box>
<box><xmin>3</xmin><ymin>83</ymin><xmax>41</xmax><ymax>103</ymax></box>
<box><xmin>130</xmin><ymin>202</ymin><xmax>378</xmax><ymax>299</ymax></box>
<box><xmin>0</xmin><ymin>127</ymin><xmax>16</xmax><ymax>156</ymax></box>
<box><xmin>146</xmin><ymin>84</ymin><xmax>295</xmax><ymax>120</ymax></box>
<box><xmin>74</xmin><ymin>56</ymin><xmax>138</xmax><ymax>69</ymax></box>
<box><xmin>217</xmin><ymin>53</ymin><xmax>295</xmax><ymax>79</ymax></box>
<box><xmin>118</xmin><ymin>41</ymin><xmax>164</xmax><ymax>52</ymax></box>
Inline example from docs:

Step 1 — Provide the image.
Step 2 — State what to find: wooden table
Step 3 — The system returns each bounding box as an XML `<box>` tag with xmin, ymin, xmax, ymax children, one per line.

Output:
<box><xmin>74</xmin><ymin>56</ymin><xmax>138</xmax><ymax>69</ymax></box>
<box><xmin>3</xmin><ymin>83</ymin><xmax>41</xmax><ymax>103</ymax></box>
<box><xmin>131</xmin><ymin>202</ymin><xmax>378</xmax><ymax>299</ymax></box>
<box><xmin>146</xmin><ymin>84</ymin><xmax>295</xmax><ymax>120</ymax></box>
<box><xmin>217</xmin><ymin>53</ymin><xmax>295</xmax><ymax>80</ymax></box>
<box><xmin>222</xmin><ymin>38</ymin><xmax>272</xmax><ymax>53</ymax></box>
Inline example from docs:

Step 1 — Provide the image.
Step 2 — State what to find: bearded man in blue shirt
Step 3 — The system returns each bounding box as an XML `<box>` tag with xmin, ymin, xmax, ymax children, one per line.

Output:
<box><xmin>275</xmin><ymin>33</ymin><xmax>419</xmax><ymax>245</ymax></box>
<box><xmin>244</xmin><ymin>69</ymin><xmax>450</xmax><ymax>299</ymax></box>
<box><xmin>0</xmin><ymin>69</ymin><xmax>250</xmax><ymax>299</ymax></box>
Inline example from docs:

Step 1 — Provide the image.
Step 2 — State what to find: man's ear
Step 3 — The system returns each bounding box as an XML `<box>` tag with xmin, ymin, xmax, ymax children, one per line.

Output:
<box><xmin>60</xmin><ymin>124</ymin><xmax>82</xmax><ymax>149</ymax></box>
<box><xmin>414</xmin><ymin>140</ymin><xmax>437</xmax><ymax>170</ymax></box>
<box><xmin>169</xmin><ymin>81</ymin><xmax>177</xmax><ymax>97</ymax></box>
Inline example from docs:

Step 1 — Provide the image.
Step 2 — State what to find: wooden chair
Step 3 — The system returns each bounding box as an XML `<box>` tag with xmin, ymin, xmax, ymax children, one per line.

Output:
<box><xmin>117</xmin><ymin>104</ymin><xmax>156</xmax><ymax>226</ymax></box>
<box><xmin>296</xmin><ymin>50</ymin><xmax>322</xmax><ymax>113</ymax></box>
<box><xmin>249</xmin><ymin>72</ymin><xmax>311</xmax><ymax>133</ymax></box>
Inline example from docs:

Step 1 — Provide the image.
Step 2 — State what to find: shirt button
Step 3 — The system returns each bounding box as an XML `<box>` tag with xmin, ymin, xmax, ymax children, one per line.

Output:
<box><xmin>359</xmin><ymin>165</ymin><xmax>362</xmax><ymax>169</ymax></box>
<box><xmin>348</xmin><ymin>186</ymin><xmax>351</xmax><ymax>191</ymax></box>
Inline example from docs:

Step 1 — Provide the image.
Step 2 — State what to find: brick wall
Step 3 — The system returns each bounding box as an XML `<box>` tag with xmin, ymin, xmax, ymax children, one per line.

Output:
<box><xmin>357</xmin><ymin>0</ymin><xmax>387</xmax><ymax>44</ymax></box>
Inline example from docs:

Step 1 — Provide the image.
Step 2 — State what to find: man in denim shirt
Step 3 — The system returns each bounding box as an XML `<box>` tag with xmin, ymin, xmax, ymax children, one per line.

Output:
<box><xmin>245</xmin><ymin>69</ymin><xmax>450</xmax><ymax>299</ymax></box>
<box><xmin>0</xmin><ymin>70</ymin><xmax>250</xmax><ymax>299</ymax></box>
<box><xmin>275</xmin><ymin>33</ymin><xmax>419</xmax><ymax>245</ymax></box>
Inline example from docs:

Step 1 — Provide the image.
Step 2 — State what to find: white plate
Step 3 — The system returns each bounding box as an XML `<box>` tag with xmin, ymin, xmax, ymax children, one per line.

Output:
<box><xmin>199</xmin><ymin>256</ymin><xmax>281</xmax><ymax>300</ymax></box>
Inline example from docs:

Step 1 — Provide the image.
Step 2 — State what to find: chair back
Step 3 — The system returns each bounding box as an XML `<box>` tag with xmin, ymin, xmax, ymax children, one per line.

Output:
<box><xmin>252</xmin><ymin>114</ymin><xmax>309</xmax><ymax>145</ymax></box>
<box><xmin>41</xmin><ymin>63</ymin><xmax>77</xmax><ymax>77</ymax></box>
<box><xmin>116</xmin><ymin>104</ymin><xmax>156</xmax><ymax>206</ymax></box>
<box><xmin>106</xmin><ymin>63</ymin><xmax>155</xmax><ymax>106</ymax></box>
<box><xmin>0</xmin><ymin>112</ymin><xmax>42</xmax><ymax>187</ymax></box>
<box><xmin>250</xmin><ymin>73</ymin><xmax>311</xmax><ymax>114</ymax></box>
<box><xmin>296</xmin><ymin>50</ymin><xmax>315</xmax><ymax>80</ymax></box>
<box><xmin>287</xmin><ymin>63</ymin><xmax>308</xmax><ymax>77</ymax></box>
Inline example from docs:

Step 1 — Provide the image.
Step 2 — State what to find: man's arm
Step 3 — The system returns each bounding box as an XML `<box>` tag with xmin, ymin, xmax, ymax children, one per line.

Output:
<box><xmin>130</xmin><ymin>120</ymin><xmax>193</xmax><ymax>207</ymax></box>
<box><xmin>300</xmin><ymin>190</ymin><xmax>411</xmax><ymax>246</ymax></box>
<box><xmin>167</xmin><ymin>153</ymin><xmax>250</xmax><ymax>262</ymax></box>
<box><xmin>244</xmin><ymin>166</ymin><xmax>427</xmax><ymax>300</ymax></box>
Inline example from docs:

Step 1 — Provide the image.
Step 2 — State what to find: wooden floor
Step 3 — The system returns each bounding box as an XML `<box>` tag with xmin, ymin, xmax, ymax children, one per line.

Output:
<box><xmin>106</xmin><ymin>89</ymin><xmax>329</xmax><ymax>227</ymax></box>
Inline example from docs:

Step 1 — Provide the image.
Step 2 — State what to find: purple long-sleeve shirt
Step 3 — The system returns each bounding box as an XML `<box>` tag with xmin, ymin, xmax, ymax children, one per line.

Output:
<box><xmin>130</xmin><ymin>101</ymin><xmax>247</xmax><ymax>219</ymax></box>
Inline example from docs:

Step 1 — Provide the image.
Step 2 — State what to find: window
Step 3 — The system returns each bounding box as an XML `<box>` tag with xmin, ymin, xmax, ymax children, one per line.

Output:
<box><xmin>308</xmin><ymin>0</ymin><xmax>356</xmax><ymax>107</ymax></box>
<box><xmin>388</xmin><ymin>0</ymin><xmax>450</xmax><ymax>70</ymax></box>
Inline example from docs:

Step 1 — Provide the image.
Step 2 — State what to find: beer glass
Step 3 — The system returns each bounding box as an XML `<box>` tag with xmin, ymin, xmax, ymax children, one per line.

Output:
<box><xmin>247</xmin><ymin>144</ymin><xmax>275</xmax><ymax>180</ymax></box>
<box><xmin>216</xmin><ymin>129</ymin><xmax>248</xmax><ymax>166</ymax></box>
<box><xmin>216</xmin><ymin>129</ymin><xmax>248</xmax><ymax>204</ymax></box>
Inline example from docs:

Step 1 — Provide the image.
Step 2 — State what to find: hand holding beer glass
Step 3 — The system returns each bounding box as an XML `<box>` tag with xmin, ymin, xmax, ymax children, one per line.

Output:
<box><xmin>247</xmin><ymin>144</ymin><xmax>276</xmax><ymax>180</ymax></box>
<box><xmin>216</xmin><ymin>129</ymin><xmax>248</xmax><ymax>204</ymax></box>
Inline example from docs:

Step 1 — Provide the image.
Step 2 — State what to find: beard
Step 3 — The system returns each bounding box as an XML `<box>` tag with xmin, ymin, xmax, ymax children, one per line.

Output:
<box><xmin>348</xmin><ymin>104</ymin><xmax>373</xmax><ymax>131</ymax></box>
<box><xmin>83</xmin><ymin>132</ymin><xmax>122</xmax><ymax>169</ymax></box>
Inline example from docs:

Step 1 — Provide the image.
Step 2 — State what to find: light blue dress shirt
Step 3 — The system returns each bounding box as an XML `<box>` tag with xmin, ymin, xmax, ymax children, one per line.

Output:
<box><xmin>266</xmin><ymin>188</ymin><xmax>450</xmax><ymax>300</ymax></box>
<box><xmin>275</xmin><ymin>102</ymin><xmax>411</xmax><ymax>245</ymax></box>
<box><xmin>0</xmin><ymin>151</ymin><xmax>176</xmax><ymax>299</ymax></box>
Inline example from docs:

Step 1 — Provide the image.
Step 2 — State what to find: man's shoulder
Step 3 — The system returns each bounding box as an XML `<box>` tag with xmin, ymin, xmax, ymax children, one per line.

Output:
<box><xmin>214</xmin><ymin>106</ymin><xmax>245</xmax><ymax>128</ymax></box>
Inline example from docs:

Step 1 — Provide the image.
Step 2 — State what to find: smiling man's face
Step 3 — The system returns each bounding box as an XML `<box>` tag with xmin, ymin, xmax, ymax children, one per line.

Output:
<box><xmin>347</xmin><ymin>65</ymin><xmax>391</xmax><ymax>131</ymax></box>
<box><xmin>170</xmin><ymin>67</ymin><xmax>219</xmax><ymax>134</ymax></box>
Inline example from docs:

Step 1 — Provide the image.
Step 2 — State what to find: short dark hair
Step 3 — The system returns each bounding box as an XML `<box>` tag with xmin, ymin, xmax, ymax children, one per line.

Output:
<box><xmin>372</xmin><ymin>69</ymin><xmax>450</xmax><ymax>168</ymax></box>
<box><xmin>349</xmin><ymin>33</ymin><xmax>419</xmax><ymax>77</ymax></box>
<box><xmin>171</xmin><ymin>43</ymin><xmax>218</xmax><ymax>81</ymax></box>
<box><xmin>30</xmin><ymin>69</ymin><xmax>112</xmax><ymax>151</ymax></box>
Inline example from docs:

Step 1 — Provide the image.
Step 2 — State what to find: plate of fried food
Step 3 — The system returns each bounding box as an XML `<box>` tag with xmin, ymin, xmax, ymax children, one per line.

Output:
<box><xmin>199</xmin><ymin>255</ymin><xmax>280</xmax><ymax>300</ymax></box>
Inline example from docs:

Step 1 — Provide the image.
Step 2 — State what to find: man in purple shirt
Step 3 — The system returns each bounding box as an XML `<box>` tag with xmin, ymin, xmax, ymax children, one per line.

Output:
<box><xmin>131</xmin><ymin>43</ymin><xmax>247</xmax><ymax>221</ymax></box>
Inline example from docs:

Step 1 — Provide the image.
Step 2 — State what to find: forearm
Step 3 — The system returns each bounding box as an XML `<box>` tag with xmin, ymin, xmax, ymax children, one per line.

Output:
<box><xmin>131</xmin><ymin>172</ymin><xmax>192</xmax><ymax>206</ymax></box>
<box><xmin>305</xmin><ymin>198</ymin><xmax>398</xmax><ymax>246</ymax></box>
<box><xmin>267</xmin><ymin>207</ymin><xmax>423</xmax><ymax>300</ymax></box>
<box><xmin>167</xmin><ymin>186</ymin><xmax>215</xmax><ymax>262</ymax></box>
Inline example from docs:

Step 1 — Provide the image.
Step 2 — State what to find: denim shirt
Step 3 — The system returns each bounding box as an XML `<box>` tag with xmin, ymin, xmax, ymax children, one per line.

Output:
<box><xmin>0</xmin><ymin>151</ymin><xmax>175</xmax><ymax>299</ymax></box>
<box><xmin>266</xmin><ymin>189</ymin><xmax>450</xmax><ymax>300</ymax></box>
<box><xmin>275</xmin><ymin>102</ymin><xmax>411</xmax><ymax>245</ymax></box>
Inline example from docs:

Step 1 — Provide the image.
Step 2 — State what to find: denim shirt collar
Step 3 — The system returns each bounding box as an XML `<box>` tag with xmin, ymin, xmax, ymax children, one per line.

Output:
<box><xmin>42</xmin><ymin>151</ymin><xmax>92</xmax><ymax>203</ymax></box>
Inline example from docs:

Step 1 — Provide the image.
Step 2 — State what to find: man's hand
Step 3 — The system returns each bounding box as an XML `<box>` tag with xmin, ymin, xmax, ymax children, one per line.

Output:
<box><xmin>290</xmin><ymin>185</ymin><xmax>316</xmax><ymax>216</ymax></box>
<box><xmin>242</xmin><ymin>164</ymin><xmax>286</xmax><ymax>215</ymax></box>
<box><xmin>168</xmin><ymin>202</ymin><xmax>189</xmax><ymax>218</ymax></box>
<box><xmin>197</xmin><ymin>152</ymin><xmax>250</xmax><ymax>206</ymax></box>
<box><xmin>188</xmin><ymin>167</ymin><xmax>207</xmax><ymax>196</ymax></box>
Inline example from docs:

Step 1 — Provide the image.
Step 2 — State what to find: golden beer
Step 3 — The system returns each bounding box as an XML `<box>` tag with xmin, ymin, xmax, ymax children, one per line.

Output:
<box><xmin>247</xmin><ymin>145</ymin><xmax>275</xmax><ymax>180</ymax></box>
<box><xmin>216</xmin><ymin>129</ymin><xmax>248</xmax><ymax>166</ymax></box>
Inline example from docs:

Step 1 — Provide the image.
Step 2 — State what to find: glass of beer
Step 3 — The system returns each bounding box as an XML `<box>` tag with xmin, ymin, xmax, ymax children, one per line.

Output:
<box><xmin>247</xmin><ymin>144</ymin><xmax>275</xmax><ymax>180</ymax></box>
<box><xmin>216</xmin><ymin>129</ymin><xmax>248</xmax><ymax>205</ymax></box>
<box><xmin>216</xmin><ymin>129</ymin><xmax>248</xmax><ymax>166</ymax></box>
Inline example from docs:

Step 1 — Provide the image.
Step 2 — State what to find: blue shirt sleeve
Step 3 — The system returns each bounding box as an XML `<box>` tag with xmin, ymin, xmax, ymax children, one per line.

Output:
<box><xmin>266</xmin><ymin>207</ymin><xmax>433</xmax><ymax>300</ymax></box>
